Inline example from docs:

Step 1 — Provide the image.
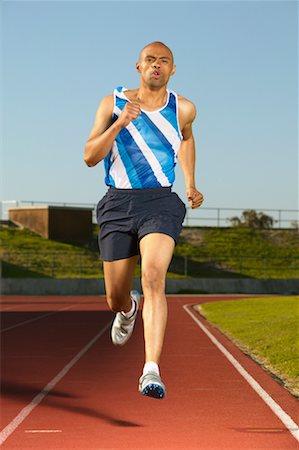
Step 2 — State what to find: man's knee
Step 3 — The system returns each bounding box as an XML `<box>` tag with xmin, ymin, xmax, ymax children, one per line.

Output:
<box><xmin>142</xmin><ymin>266</ymin><xmax>165</xmax><ymax>292</ymax></box>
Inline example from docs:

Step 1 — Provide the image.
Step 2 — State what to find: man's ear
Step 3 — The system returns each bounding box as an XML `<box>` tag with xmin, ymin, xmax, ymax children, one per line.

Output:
<box><xmin>171</xmin><ymin>64</ymin><xmax>176</xmax><ymax>76</ymax></box>
<box><xmin>136</xmin><ymin>62</ymin><xmax>140</xmax><ymax>73</ymax></box>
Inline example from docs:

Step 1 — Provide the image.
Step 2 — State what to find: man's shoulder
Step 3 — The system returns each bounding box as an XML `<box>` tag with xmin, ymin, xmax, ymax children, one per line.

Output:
<box><xmin>95</xmin><ymin>95</ymin><xmax>114</xmax><ymax>117</ymax></box>
<box><xmin>177</xmin><ymin>94</ymin><xmax>196</xmax><ymax>122</ymax></box>
<box><xmin>98</xmin><ymin>87</ymin><xmax>134</xmax><ymax>111</ymax></box>
<box><xmin>102</xmin><ymin>94</ymin><xmax>114</xmax><ymax>102</ymax></box>
<box><xmin>177</xmin><ymin>94</ymin><xmax>195</xmax><ymax>109</ymax></box>
<box><xmin>99</xmin><ymin>94</ymin><xmax>114</xmax><ymax>108</ymax></box>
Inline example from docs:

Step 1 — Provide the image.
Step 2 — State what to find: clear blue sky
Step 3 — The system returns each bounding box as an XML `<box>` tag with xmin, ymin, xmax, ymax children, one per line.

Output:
<box><xmin>2</xmin><ymin>0</ymin><xmax>298</xmax><ymax>214</ymax></box>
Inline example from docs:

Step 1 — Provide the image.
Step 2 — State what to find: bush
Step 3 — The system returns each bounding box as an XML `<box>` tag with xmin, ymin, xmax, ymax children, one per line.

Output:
<box><xmin>229</xmin><ymin>209</ymin><xmax>273</xmax><ymax>229</ymax></box>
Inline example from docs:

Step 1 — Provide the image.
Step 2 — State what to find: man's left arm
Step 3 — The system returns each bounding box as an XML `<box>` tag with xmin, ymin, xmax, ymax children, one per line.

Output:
<box><xmin>178</xmin><ymin>100</ymin><xmax>204</xmax><ymax>209</ymax></box>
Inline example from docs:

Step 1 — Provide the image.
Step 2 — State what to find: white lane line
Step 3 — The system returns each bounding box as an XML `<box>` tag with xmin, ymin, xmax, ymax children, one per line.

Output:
<box><xmin>0</xmin><ymin>319</ymin><xmax>112</xmax><ymax>445</ymax></box>
<box><xmin>183</xmin><ymin>304</ymin><xmax>299</xmax><ymax>443</ymax></box>
<box><xmin>24</xmin><ymin>429</ymin><xmax>62</xmax><ymax>433</ymax></box>
<box><xmin>1</xmin><ymin>305</ymin><xmax>76</xmax><ymax>332</ymax></box>
<box><xmin>1</xmin><ymin>305</ymin><xmax>27</xmax><ymax>312</ymax></box>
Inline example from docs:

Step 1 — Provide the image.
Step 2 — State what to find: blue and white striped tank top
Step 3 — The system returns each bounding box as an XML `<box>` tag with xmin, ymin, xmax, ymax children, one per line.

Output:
<box><xmin>104</xmin><ymin>86</ymin><xmax>183</xmax><ymax>188</ymax></box>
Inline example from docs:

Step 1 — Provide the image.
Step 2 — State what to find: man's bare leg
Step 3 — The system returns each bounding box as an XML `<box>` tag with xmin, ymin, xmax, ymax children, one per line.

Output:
<box><xmin>139</xmin><ymin>233</ymin><xmax>175</xmax><ymax>364</ymax></box>
<box><xmin>138</xmin><ymin>233</ymin><xmax>174</xmax><ymax>398</ymax></box>
<box><xmin>103</xmin><ymin>255</ymin><xmax>139</xmax><ymax>313</ymax></box>
<box><xmin>104</xmin><ymin>255</ymin><xmax>141</xmax><ymax>347</ymax></box>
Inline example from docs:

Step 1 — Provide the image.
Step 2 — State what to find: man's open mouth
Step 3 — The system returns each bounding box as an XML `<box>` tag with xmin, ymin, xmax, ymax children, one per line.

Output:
<box><xmin>152</xmin><ymin>71</ymin><xmax>161</xmax><ymax>78</ymax></box>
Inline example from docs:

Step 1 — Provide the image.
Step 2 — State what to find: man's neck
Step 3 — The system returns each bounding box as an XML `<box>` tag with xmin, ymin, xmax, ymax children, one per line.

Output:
<box><xmin>136</xmin><ymin>84</ymin><xmax>168</xmax><ymax>109</ymax></box>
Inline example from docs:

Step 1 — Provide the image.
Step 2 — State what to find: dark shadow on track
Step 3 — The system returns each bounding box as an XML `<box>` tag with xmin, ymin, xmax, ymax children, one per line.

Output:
<box><xmin>2</xmin><ymin>381</ymin><xmax>143</xmax><ymax>428</ymax></box>
<box><xmin>70</xmin><ymin>406</ymin><xmax>142</xmax><ymax>427</ymax></box>
<box><xmin>1</xmin><ymin>381</ymin><xmax>77</xmax><ymax>400</ymax></box>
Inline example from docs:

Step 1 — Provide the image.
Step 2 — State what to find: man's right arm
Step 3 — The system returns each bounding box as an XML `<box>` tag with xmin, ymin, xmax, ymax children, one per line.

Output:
<box><xmin>84</xmin><ymin>96</ymin><xmax>141</xmax><ymax>167</ymax></box>
<box><xmin>84</xmin><ymin>96</ymin><xmax>119</xmax><ymax>167</ymax></box>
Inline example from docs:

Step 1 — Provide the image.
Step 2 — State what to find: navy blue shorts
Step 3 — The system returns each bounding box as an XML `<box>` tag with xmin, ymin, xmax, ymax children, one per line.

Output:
<box><xmin>96</xmin><ymin>187</ymin><xmax>186</xmax><ymax>261</ymax></box>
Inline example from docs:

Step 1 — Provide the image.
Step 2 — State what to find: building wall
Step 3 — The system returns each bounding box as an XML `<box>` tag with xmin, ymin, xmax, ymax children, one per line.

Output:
<box><xmin>48</xmin><ymin>207</ymin><xmax>93</xmax><ymax>242</ymax></box>
<box><xmin>9</xmin><ymin>208</ymin><xmax>49</xmax><ymax>237</ymax></box>
<box><xmin>8</xmin><ymin>206</ymin><xmax>93</xmax><ymax>242</ymax></box>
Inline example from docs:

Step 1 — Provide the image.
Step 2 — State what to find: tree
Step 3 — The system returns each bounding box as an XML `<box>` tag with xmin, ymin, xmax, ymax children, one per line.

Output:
<box><xmin>229</xmin><ymin>210</ymin><xmax>273</xmax><ymax>229</ymax></box>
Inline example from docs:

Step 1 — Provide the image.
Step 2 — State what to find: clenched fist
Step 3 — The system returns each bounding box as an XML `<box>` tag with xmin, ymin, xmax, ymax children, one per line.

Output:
<box><xmin>187</xmin><ymin>187</ymin><xmax>204</xmax><ymax>209</ymax></box>
<box><xmin>117</xmin><ymin>102</ymin><xmax>141</xmax><ymax>128</ymax></box>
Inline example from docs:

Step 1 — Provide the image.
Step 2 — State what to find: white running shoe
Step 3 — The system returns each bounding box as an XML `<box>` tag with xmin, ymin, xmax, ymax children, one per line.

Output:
<box><xmin>111</xmin><ymin>290</ymin><xmax>141</xmax><ymax>346</ymax></box>
<box><xmin>138</xmin><ymin>372</ymin><xmax>166</xmax><ymax>399</ymax></box>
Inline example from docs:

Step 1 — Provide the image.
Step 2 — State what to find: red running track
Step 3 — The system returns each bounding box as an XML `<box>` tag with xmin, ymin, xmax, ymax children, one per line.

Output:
<box><xmin>1</xmin><ymin>295</ymin><xmax>298</xmax><ymax>449</ymax></box>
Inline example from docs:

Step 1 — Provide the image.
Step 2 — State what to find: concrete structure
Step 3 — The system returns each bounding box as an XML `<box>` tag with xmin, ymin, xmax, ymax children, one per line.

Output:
<box><xmin>1</xmin><ymin>278</ymin><xmax>298</xmax><ymax>296</ymax></box>
<box><xmin>8</xmin><ymin>206</ymin><xmax>93</xmax><ymax>243</ymax></box>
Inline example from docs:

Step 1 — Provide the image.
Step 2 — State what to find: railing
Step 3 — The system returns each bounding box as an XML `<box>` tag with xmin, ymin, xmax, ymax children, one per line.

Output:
<box><xmin>1</xmin><ymin>251</ymin><xmax>298</xmax><ymax>279</ymax></box>
<box><xmin>184</xmin><ymin>206</ymin><xmax>298</xmax><ymax>228</ymax></box>
<box><xmin>1</xmin><ymin>200</ymin><xmax>298</xmax><ymax>228</ymax></box>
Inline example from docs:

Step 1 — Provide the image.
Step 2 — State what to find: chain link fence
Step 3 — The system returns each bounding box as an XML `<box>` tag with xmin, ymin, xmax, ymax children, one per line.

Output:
<box><xmin>1</xmin><ymin>251</ymin><xmax>298</xmax><ymax>279</ymax></box>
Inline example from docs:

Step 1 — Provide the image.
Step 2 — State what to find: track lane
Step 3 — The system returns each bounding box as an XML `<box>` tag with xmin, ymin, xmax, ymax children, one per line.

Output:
<box><xmin>184</xmin><ymin>303</ymin><xmax>298</xmax><ymax>442</ymax></box>
<box><xmin>1</xmin><ymin>295</ymin><xmax>298</xmax><ymax>449</ymax></box>
<box><xmin>1</xmin><ymin>297</ymin><xmax>113</xmax><ymax>433</ymax></box>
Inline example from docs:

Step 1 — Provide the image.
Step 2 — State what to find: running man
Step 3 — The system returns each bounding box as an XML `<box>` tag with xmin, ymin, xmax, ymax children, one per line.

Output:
<box><xmin>84</xmin><ymin>41</ymin><xmax>204</xmax><ymax>399</ymax></box>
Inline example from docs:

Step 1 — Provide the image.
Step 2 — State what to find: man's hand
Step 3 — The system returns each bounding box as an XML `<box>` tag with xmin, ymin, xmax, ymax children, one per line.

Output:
<box><xmin>187</xmin><ymin>187</ymin><xmax>204</xmax><ymax>209</ymax></box>
<box><xmin>84</xmin><ymin>97</ymin><xmax>141</xmax><ymax>167</ymax></box>
<box><xmin>117</xmin><ymin>102</ymin><xmax>141</xmax><ymax>128</ymax></box>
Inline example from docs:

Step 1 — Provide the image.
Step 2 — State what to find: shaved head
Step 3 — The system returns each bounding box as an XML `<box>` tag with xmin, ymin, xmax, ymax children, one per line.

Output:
<box><xmin>138</xmin><ymin>41</ymin><xmax>174</xmax><ymax>65</ymax></box>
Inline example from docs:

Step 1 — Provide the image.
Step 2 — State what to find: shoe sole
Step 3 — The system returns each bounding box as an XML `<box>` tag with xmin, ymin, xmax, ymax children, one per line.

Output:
<box><xmin>141</xmin><ymin>383</ymin><xmax>165</xmax><ymax>399</ymax></box>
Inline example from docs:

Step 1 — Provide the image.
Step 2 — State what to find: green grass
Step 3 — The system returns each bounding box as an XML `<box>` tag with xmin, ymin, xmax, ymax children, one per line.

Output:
<box><xmin>0</xmin><ymin>227</ymin><xmax>104</xmax><ymax>278</ymax></box>
<box><xmin>178</xmin><ymin>227</ymin><xmax>299</xmax><ymax>278</ymax></box>
<box><xmin>0</xmin><ymin>227</ymin><xmax>185</xmax><ymax>278</ymax></box>
<box><xmin>1</xmin><ymin>261</ymin><xmax>51</xmax><ymax>278</ymax></box>
<box><xmin>1</xmin><ymin>225</ymin><xmax>298</xmax><ymax>279</ymax></box>
<box><xmin>198</xmin><ymin>296</ymin><xmax>299</xmax><ymax>397</ymax></box>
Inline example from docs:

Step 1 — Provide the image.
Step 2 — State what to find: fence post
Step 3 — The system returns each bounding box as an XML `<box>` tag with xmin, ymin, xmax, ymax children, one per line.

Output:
<box><xmin>217</xmin><ymin>208</ymin><xmax>220</xmax><ymax>227</ymax></box>
<box><xmin>51</xmin><ymin>254</ymin><xmax>55</xmax><ymax>278</ymax></box>
<box><xmin>263</xmin><ymin>257</ymin><xmax>267</xmax><ymax>278</ymax></box>
<box><xmin>278</xmin><ymin>210</ymin><xmax>281</xmax><ymax>228</ymax></box>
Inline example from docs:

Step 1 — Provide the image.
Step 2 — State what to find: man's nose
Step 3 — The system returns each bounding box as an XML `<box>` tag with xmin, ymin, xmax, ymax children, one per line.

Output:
<box><xmin>153</xmin><ymin>61</ymin><xmax>161</xmax><ymax>68</ymax></box>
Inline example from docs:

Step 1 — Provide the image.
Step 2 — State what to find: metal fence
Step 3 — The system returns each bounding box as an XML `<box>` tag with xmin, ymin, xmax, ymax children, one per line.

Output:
<box><xmin>1</xmin><ymin>200</ymin><xmax>298</xmax><ymax>228</ymax></box>
<box><xmin>1</xmin><ymin>251</ymin><xmax>298</xmax><ymax>279</ymax></box>
<box><xmin>169</xmin><ymin>255</ymin><xmax>298</xmax><ymax>279</ymax></box>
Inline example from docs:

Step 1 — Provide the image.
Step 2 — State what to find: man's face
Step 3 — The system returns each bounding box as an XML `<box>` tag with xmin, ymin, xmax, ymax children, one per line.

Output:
<box><xmin>136</xmin><ymin>44</ymin><xmax>176</xmax><ymax>88</ymax></box>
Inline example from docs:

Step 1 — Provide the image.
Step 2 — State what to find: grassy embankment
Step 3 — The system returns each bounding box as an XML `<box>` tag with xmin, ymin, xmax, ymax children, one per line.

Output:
<box><xmin>198</xmin><ymin>296</ymin><xmax>299</xmax><ymax>397</ymax></box>
<box><xmin>177</xmin><ymin>227</ymin><xmax>299</xmax><ymax>278</ymax></box>
<box><xmin>1</xmin><ymin>225</ymin><xmax>298</xmax><ymax>278</ymax></box>
<box><xmin>1</xmin><ymin>226</ymin><xmax>103</xmax><ymax>278</ymax></box>
<box><xmin>0</xmin><ymin>226</ymin><xmax>181</xmax><ymax>278</ymax></box>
